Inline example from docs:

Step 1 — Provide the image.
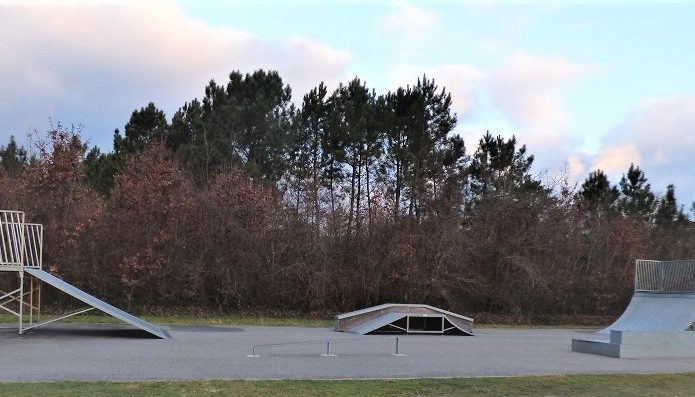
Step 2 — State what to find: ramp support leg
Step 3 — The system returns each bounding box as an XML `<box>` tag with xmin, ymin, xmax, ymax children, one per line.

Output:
<box><xmin>18</xmin><ymin>271</ymin><xmax>23</xmax><ymax>335</ymax></box>
<box><xmin>29</xmin><ymin>276</ymin><xmax>33</xmax><ymax>327</ymax></box>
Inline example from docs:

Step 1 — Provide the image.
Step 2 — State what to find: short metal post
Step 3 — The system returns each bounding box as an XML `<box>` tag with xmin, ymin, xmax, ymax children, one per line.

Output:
<box><xmin>392</xmin><ymin>337</ymin><xmax>407</xmax><ymax>356</ymax></box>
<box><xmin>321</xmin><ymin>341</ymin><xmax>336</xmax><ymax>357</ymax></box>
<box><xmin>246</xmin><ymin>346</ymin><xmax>260</xmax><ymax>358</ymax></box>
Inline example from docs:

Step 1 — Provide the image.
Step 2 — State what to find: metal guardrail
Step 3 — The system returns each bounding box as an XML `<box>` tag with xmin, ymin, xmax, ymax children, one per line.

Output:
<box><xmin>635</xmin><ymin>259</ymin><xmax>695</xmax><ymax>293</ymax></box>
<box><xmin>0</xmin><ymin>211</ymin><xmax>42</xmax><ymax>270</ymax></box>
<box><xmin>0</xmin><ymin>210</ymin><xmax>25</xmax><ymax>267</ymax></box>
<box><xmin>23</xmin><ymin>224</ymin><xmax>43</xmax><ymax>269</ymax></box>
<box><xmin>246</xmin><ymin>336</ymin><xmax>407</xmax><ymax>358</ymax></box>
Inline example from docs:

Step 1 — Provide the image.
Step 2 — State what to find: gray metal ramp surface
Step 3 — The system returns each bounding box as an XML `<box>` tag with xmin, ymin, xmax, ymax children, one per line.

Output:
<box><xmin>335</xmin><ymin>303</ymin><xmax>474</xmax><ymax>334</ymax></box>
<box><xmin>25</xmin><ymin>268</ymin><xmax>167</xmax><ymax>339</ymax></box>
<box><xmin>597</xmin><ymin>292</ymin><xmax>695</xmax><ymax>335</ymax></box>
<box><xmin>350</xmin><ymin>312</ymin><xmax>407</xmax><ymax>334</ymax></box>
<box><xmin>349</xmin><ymin>312</ymin><xmax>474</xmax><ymax>335</ymax></box>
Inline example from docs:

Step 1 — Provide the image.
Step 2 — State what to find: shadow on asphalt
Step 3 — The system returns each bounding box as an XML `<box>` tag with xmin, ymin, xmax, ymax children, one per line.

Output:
<box><xmin>21</xmin><ymin>327</ymin><xmax>161</xmax><ymax>339</ymax></box>
<box><xmin>166</xmin><ymin>324</ymin><xmax>244</xmax><ymax>333</ymax></box>
<box><xmin>0</xmin><ymin>323</ymin><xmax>244</xmax><ymax>340</ymax></box>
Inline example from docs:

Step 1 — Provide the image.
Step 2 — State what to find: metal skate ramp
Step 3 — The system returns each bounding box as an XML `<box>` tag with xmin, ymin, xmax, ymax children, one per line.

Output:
<box><xmin>595</xmin><ymin>259</ymin><xmax>695</xmax><ymax>335</ymax></box>
<box><xmin>597</xmin><ymin>292</ymin><xmax>695</xmax><ymax>335</ymax></box>
<box><xmin>335</xmin><ymin>304</ymin><xmax>474</xmax><ymax>335</ymax></box>
<box><xmin>25</xmin><ymin>268</ymin><xmax>168</xmax><ymax>339</ymax></box>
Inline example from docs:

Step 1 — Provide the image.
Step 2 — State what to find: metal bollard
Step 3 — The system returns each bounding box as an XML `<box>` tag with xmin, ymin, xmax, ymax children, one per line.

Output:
<box><xmin>321</xmin><ymin>341</ymin><xmax>337</xmax><ymax>357</ymax></box>
<box><xmin>246</xmin><ymin>346</ymin><xmax>260</xmax><ymax>358</ymax></box>
<box><xmin>392</xmin><ymin>337</ymin><xmax>407</xmax><ymax>356</ymax></box>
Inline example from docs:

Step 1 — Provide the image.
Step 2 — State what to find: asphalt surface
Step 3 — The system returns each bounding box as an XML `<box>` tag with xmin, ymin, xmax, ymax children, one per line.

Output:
<box><xmin>1</xmin><ymin>323</ymin><xmax>695</xmax><ymax>381</ymax></box>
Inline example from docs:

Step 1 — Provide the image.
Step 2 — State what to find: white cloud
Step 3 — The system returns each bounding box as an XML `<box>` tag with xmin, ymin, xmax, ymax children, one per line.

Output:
<box><xmin>382</xmin><ymin>0</ymin><xmax>440</xmax><ymax>40</ymax></box>
<box><xmin>481</xmin><ymin>52</ymin><xmax>597</xmax><ymax>180</ymax></box>
<box><xmin>390</xmin><ymin>63</ymin><xmax>484</xmax><ymax>118</ymax></box>
<box><xmin>0</xmin><ymin>2</ymin><xmax>351</xmax><ymax>148</ymax></box>
<box><xmin>567</xmin><ymin>154</ymin><xmax>586</xmax><ymax>178</ymax></box>
<box><xmin>588</xmin><ymin>95</ymin><xmax>695</xmax><ymax>202</ymax></box>
<box><xmin>591</xmin><ymin>144</ymin><xmax>641</xmax><ymax>174</ymax></box>
<box><xmin>487</xmin><ymin>52</ymin><xmax>591</xmax><ymax>148</ymax></box>
<box><xmin>389</xmin><ymin>55</ymin><xmax>596</xmax><ymax>179</ymax></box>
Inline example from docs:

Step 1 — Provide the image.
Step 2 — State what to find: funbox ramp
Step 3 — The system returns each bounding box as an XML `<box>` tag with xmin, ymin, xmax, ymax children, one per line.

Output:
<box><xmin>335</xmin><ymin>304</ymin><xmax>474</xmax><ymax>335</ymax></box>
<box><xmin>596</xmin><ymin>291</ymin><xmax>695</xmax><ymax>335</ymax></box>
<box><xmin>25</xmin><ymin>268</ymin><xmax>168</xmax><ymax>339</ymax></box>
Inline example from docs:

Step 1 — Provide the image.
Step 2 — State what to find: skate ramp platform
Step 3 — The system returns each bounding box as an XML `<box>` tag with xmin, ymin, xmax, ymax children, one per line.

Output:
<box><xmin>597</xmin><ymin>292</ymin><xmax>695</xmax><ymax>335</ymax></box>
<box><xmin>25</xmin><ymin>268</ymin><xmax>168</xmax><ymax>339</ymax></box>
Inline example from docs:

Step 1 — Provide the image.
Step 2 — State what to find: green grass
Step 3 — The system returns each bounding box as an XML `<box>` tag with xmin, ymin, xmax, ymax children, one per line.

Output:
<box><xmin>142</xmin><ymin>314</ymin><xmax>334</xmax><ymax>327</ymax></box>
<box><xmin>1</xmin><ymin>312</ymin><xmax>605</xmax><ymax>329</ymax></box>
<box><xmin>0</xmin><ymin>313</ymin><xmax>333</xmax><ymax>328</ymax></box>
<box><xmin>7</xmin><ymin>314</ymin><xmax>603</xmax><ymax>329</ymax></box>
<box><xmin>475</xmin><ymin>323</ymin><xmax>599</xmax><ymax>330</ymax></box>
<box><xmin>2</xmin><ymin>313</ymin><xmax>611</xmax><ymax>329</ymax></box>
<box><xmin>0</xmin><ymin>373</ymin><xmax>694</xmax><ymax>396</ymax></box>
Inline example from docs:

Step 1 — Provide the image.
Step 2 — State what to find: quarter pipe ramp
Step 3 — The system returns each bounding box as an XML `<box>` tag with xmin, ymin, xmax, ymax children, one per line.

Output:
<box><xmin>597</xmin><ymin>292</ymin><xmax>695</xmax><ymax>335</ymax></box>
<box><xmin>573</xmin><ymin>260</ymin><xmax>695</xmax><ymax>358</ymax></box>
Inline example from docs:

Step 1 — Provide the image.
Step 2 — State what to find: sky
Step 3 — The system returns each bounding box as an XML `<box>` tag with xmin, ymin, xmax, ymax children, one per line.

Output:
<box><xmin>2</xmin><ymin>0</ymin><xmax>695</xmax><ymax>206</ymax></box>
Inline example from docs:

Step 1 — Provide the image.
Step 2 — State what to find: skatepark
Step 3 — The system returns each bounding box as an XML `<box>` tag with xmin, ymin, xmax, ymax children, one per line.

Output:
<box><xmin>3</xmin><ymin>209</ymin><xmax>695</xmax><ymax>382</ymax></box>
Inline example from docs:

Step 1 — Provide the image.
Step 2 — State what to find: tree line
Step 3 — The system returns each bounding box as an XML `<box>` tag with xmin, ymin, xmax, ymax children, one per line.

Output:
<box><xmin>0</xmin><ymin>69</ymin><xmax>692</xmax><ymax>321</ymax></box>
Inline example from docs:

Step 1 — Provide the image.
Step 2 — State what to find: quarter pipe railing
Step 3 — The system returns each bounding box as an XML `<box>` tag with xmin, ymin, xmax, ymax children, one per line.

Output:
<box><xmin>635</xmin><ymin>259</ymin><xmax>695</xmax><ymax>293</ymax></box>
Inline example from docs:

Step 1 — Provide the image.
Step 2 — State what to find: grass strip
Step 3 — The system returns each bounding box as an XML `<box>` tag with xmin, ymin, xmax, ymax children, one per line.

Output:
<box><xmin>0</xmin><ymin>373</ymin><xmax>693</xmax><ymax>397</ymax></box>
<box><xmin>0</xmin><ymin>313</ymin><xmax>333</xmax><ymax>328</ymax></box>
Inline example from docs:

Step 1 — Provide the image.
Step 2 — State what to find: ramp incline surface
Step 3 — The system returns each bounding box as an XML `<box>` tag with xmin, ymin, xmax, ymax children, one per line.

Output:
<box><xmin>597</xmin><ymin>292</ymin><xmax>695</xmax><ymax>335</ymax></box>
<box><xmin>25</xmin><ymin>268</ymin><xmax>167</xmax><ymax>339</ymax></box>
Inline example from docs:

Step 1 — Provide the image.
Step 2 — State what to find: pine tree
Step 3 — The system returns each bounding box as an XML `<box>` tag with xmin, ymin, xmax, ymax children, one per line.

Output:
<box><xmin>577</xmin><ymin>170</ymin><xmax>619</xmax><ymax>213</ymax></box>
<box><xmin>378</xmin><ymin>76</ymin><xmax>461</xmax><ymax>219</ymax></box>
<box><xmin>0</xmin><ymin>136</ymin><xmax>28</xmax><ymax>176</ymax></box>
<box><xmin>173</xmin><ymin>70</ymin><xmax>293</xmax><ymax>184</ymax></box>
<box><xmin>617</xmin><ymin>164</ymin><xmax>655</xmax><ymax>221</ymax></box>
<box><xmin>654</xmin><ymin>184</ymin><xmax>686</xmax><ymax>226</ymax></box>
<box><xmin>328</xmin><ymin>78</ymin><xmax>376</xmax><ymax>231</ymax></box>
<box><xmin>468</xmin><ymin>131</ymin><xmax>541</xmax><ymax>202</ymax></box>
<box><xmin>290</xmin><ymin>82</ymin><xmax>331</xmax><ymax>224</ymax></box>
<box><xmin>84</xmin><ymin>146</ymin><xmax>119</xmax><ymax>195</ymax></box>
<box><xmin>114</xmin><ymin>102</ymin><xmax>168</xmax><ymax>155</ymax></box>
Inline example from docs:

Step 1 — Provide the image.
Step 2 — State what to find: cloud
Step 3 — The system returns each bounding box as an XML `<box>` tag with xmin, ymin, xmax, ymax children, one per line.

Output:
<box><xmin>591</xmin><ymin>144</ymin><xmax>641</xmax><ymax>174</ymax></box>
<box><xmin>589</xmin><ymin>95</ymin><xmax>695</xmax><ymax>202</ymax></box>
<box><xmin>567</xmin><ymin>154</ymin><xmax>586</xmax><ymax>178</ymax></box>
<box><xmin>382</xmin><ymin>0</ymin><xmax>440</xmax><ymax>40</ymax></box>
<box><xmin>390</xmin><ymin>63</ymin><xmax>485</xmax><ymax>118</ymax></box>
<box><xmin>487</xmin><ymin>52</ymin><xmax>591</xmax><ymax>147</ymax></box>
<box><xmin>389</xmin><ymin>55</ymin><xmax>594</xmax><ymax>179</ymax></box>
<box><xmin>481</xmin><ymin>52</ymin><xmax>597</xmax><ymax>180</ymax></box>
<box><xmin>0</xmin><ymin>2</ymin><xmax>351</xmax><ymax>149</ymax></box>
